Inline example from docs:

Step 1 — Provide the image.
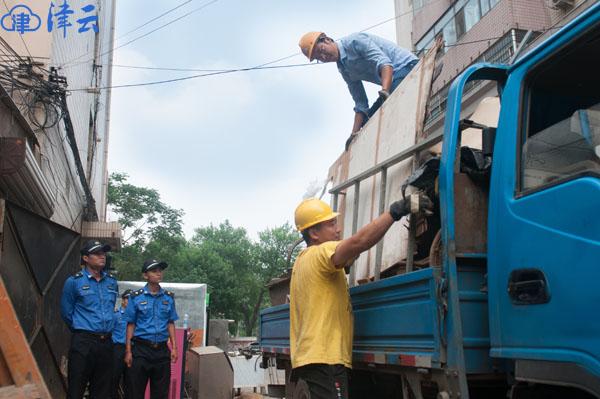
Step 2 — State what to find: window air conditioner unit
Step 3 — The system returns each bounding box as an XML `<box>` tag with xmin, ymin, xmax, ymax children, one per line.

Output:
<box><xmin>551</xmin><ymin>0</ymin><xmax>575</xmax><ymax>10</ymax></box>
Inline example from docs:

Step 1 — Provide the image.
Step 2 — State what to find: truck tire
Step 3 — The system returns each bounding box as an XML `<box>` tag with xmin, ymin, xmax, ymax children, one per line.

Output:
<box><xmin>292</xmin><ymin>378</ymin><xmax>311</xmax><ymax>399</ymax></box>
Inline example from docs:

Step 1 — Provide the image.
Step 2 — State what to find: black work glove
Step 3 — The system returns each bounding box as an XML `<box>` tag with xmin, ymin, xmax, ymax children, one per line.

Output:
<box><xmin>389</xmin><ymin>198</ymin><xmax>410</xmax><ymax>221</ymax></box>
<box><xmin>378</xmin><ymin>89</ymin><xmax>390</xmax><ymax>101</ymax></box>
<box><xmin>389</xmin><ymin>193</ymin><xmax>434</xmax><ymax>221</ymax></box>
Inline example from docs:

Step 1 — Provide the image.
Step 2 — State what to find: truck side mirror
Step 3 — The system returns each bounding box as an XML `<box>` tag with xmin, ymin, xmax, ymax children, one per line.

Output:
<box><xmin>482</xmin><ymin>127</ymin><xmax>496</xmax><ymax>156</ymax></box>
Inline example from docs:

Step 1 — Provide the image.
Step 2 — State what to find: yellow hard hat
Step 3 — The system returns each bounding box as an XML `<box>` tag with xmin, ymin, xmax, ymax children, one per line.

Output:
<box><xmin>299</xmin><ymin>31</ymin><xmax>324</xmax><ymax>61</ymax></box>
<box><xmin>294</xmin><ymin>198</ymin><xmax>339</xmax><ymax>231</ymax></box>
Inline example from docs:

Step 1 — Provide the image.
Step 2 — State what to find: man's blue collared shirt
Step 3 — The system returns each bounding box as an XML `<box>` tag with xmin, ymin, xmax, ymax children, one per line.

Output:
<box><xmin>125</xmin><ymin>284</ymin><xmax>178</xmax><ymax>343</ymax></box>
<box><xmin>112</xmin><ymin>306</ymin><xmax>127</xmax><ymax>344</ymax></box>
<box><xmin>60</xmin><ymin>268</ymin><xmax>118</xmax><ymax>333</ymax></box>
<box><xmin>336</xmin><ymin>32</ymin><xmax>418</xmax><ymax>114</ymax></box>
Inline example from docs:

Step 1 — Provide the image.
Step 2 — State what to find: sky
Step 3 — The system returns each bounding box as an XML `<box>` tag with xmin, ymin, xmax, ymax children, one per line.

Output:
<box><xmin>107</xmin><ymin>0</ymin><xmax>401</xmax><ymax>238</ymax></box>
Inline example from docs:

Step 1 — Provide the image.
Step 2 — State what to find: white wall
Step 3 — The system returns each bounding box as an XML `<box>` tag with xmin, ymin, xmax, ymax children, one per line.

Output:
<box><xmin>394</xmin><ymin>0</ymin><xmax>414</xmax><ymax>49</ymax></box>
<box><xmin>0</xmin><ymin>0</ymin><xmax>115</xmax><ymax>229</ymax></box>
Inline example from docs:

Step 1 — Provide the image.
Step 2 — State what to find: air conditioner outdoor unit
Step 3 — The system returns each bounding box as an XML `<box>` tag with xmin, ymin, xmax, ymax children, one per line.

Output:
<box><xmin>551</xmin><ymin>0</ymin><xmax>575</xmax><ymax>10</ymax></box>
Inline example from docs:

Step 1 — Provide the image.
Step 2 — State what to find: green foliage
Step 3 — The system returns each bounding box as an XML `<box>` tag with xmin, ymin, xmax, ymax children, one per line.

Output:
<box><xmin>107</xmin><ymin>173</ymin><xmax>301</xmax><ymax>335</ymax></box>
<box><xmin>107</xmin><ymin>172</ymin><xmax>185</xmax><ymax>280</ymax></box>
<box><xmin>108</xmin><ymin>172</ymin><xmax>184</xmax><ymax>245</ymax></box>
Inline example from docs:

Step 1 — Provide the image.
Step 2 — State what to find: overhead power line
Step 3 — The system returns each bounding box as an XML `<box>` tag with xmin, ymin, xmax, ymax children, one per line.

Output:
<box><xmin>61</xmin><ymin>0</ymin><xmax>221</xmax><ymax>67</ymax></box>
<box><xmin>65</xmin><ymin>1</ymin><xmax>568</xmax><ymax>92</ymax></box>
<box><xmin>68</xmin><ymin>62</ymin><xmax>319</xmax><ymax>91</ymax></box>
<box><xmin>62</xmin><ymin>0</ymin><xmax>418</xmax><ymax>70</ymax></box>
<box><xmin>65</xmin><ymin>2</ymin><xmax>420</xmax><ymax>75</ymax></box>
<box><xmin>115</xmin><ymin>0</ymin><xmax>196</xmax><ymax>41</ymax></box>
<box><xmin>69</xmin><ymin>22</ymin><xmax>564</xmax><ymax>92</ymax></box>
<box><xmin>110</xmin><ymin>53</ymin><xmax>305</xmax><ymax>72</ymax></box>
<box><xmin>112</xmin><ymin>64</ymin><xmax>228</xmax><ymax>72</ymax></box>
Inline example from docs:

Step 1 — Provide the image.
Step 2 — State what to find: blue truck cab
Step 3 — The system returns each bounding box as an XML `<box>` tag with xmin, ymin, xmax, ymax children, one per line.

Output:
<box><xmin>260</xmin><ymin>3</ymin><xmax>600</xmax><ymax>398</ymax></box>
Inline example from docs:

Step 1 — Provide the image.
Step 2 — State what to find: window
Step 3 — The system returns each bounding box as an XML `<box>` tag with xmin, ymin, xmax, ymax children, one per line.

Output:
<box><xmin>443</xmin><ymin>17</ymin><xmax>457</xmax><ymax>51</ymax></box>
<box><xmin>464</xmin><ymin>0</ymin><xmax>481</xmax><ymax>32</ymax></box>
<box><xmin>415</xmin><ymin>0</ymin><xmax>500</xmax><ymax>54</ymax></box>
<box><xmin>416</xmin><ymin>30</ymin><xmax>435</xmax><ymax>53</ymax></box>
<box><xmin>455</xmin><ymin>8</ymin><xmax>466</xmax><ymax>39</ymax></box>
<box><xmin>480</xmin><ymin>0</ymin><xmax>491</xmax><ymax>15</ymax></box>
<box><xmin>520</xmin><ymin>26</ymin><xmax>600</xmax><ymax>192</ymax></box>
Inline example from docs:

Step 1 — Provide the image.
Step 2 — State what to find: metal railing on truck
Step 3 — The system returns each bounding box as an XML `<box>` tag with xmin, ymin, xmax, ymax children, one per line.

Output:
<box><xmin>329</xmin><ymin>131</ymin><xmax>444</xmax><ymax>285</ymax></box>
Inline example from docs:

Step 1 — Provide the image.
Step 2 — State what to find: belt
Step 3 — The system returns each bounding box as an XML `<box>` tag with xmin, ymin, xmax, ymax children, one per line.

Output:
<box><xmin>73</xmin><ymin>330</ymin><xmax>112</xmax><ymax>340</ymax></box>
<box><xmin>132</xmin><ymin>337</ymin><xmax>168</xmax><ymax>349</ymax></box>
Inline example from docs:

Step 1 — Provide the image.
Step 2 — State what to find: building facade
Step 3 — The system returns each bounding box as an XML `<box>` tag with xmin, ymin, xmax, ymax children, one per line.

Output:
<box><xmin>0</xmin><ymin>0</ymin><xmax>119</xmax><ymax>396</ymax></box>
<box><xmin>396</xmin><ymin>0</ymin><xmax>596</xmax><ymax>135</ymax></box>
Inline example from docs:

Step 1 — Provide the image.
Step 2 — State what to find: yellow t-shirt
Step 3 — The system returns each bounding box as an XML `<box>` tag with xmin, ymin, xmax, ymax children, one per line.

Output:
<box><xmin>289</xmin><ymin>241</ymin><xmax>353</xmax><ymax>369</ymax></box>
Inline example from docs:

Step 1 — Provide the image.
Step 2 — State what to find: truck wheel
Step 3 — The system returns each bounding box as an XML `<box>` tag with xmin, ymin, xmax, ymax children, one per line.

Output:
<box><xmin>292</xmin><ymin>378</ymin><xmax>311</xmax><ymax>399</ymax></box>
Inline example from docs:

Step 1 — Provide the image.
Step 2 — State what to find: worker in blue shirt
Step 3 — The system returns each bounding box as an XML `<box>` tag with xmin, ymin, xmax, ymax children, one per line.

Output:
<box><xmin>124</xmin><ymin>259</ymin><xmax>178</xmax><ymax>399</ymax></box>
<box><xmin>111</xmin><ymin>289</ymin><xmax>132</xmax><ymax>399</ymax></box>
<box><xmin>60</xmin><ymin>240</ymin><xmax>118</xmax><ymax>399</ymax></box>
<box><xmin>299</xmin><ymin>31</ymin><xmax>419</xmax><ymax>147</ymax></box>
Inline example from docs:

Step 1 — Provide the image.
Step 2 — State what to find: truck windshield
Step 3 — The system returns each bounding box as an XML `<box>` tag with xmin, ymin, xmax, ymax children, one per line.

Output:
<box><xmin>521</xmin><ymin>26</ymin><xmax>600</xmax><ymax>192</ymax></box>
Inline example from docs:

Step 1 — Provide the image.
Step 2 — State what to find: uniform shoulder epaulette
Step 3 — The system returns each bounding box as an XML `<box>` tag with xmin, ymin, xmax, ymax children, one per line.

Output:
<box><xmin>73</xmin><ymin>271</ymin><xmax>83</xmax><ymax>278</ymax></box>
<box><xmin>165</xmin><ymin>290</ymin><xmax>175</xmax><ymax>298</ymax></box>
<box><xmin>131</xmin><ymin>289</ymin><xmax>144</xmax><ymax>297</ymax></box>
<box><xmin>107</xmin><ymin>272</ymin><xmax>117</xmax><ymax>279</ymax></box>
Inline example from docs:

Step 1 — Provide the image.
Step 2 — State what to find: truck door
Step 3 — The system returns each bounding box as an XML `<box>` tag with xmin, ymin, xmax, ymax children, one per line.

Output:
<box><xmin>488</xmin><ymin>12</ymin><xmax>600</xmax><ymax>396</ymax></box>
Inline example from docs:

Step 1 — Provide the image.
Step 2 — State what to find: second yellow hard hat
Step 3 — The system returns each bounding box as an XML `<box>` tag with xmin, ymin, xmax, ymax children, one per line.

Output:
<box><xmin>294</xmin><ymin>198</ymin><xmax>339</xmax><ymax>231</ymax></box>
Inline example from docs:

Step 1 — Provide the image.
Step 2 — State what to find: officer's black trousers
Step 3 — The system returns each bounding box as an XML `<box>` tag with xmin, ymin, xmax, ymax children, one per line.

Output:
<box><xmin>126</xmin><ymin>342</ymin><xmax>171</xmax><ymax>399</ymax></box>
<box><xmin>67</xmin><ymin>331</ymin><xmax>114</xmax><ymax>399</ymax></box>
<box><xmin>111</xmin><ymin>343</ymin><xmax>126</xmax><ymax>399</ymax></box>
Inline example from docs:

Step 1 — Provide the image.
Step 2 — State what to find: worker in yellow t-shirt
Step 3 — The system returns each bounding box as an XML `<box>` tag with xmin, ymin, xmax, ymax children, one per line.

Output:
<box><xmin>290</xmin><ymin>196</ymin><xmax>431</xmax><ymax>399</ymax></box>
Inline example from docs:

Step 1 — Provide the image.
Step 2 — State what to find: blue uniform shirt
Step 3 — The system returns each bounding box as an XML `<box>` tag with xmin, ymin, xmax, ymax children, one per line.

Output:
<box><xmin>112</xmin><ymin>306</ymin><xmax>127</xmax><ymax>344</ymax></box>
<box><xmin>336</xmin><ymin>32</ymin><xmax>418</xmax><ymax>114</ymax></box>
<box><xmin>60</xmin><ymin>268</ymin><xmax>118</xmax><ymax>333</ymax></box>
<box><xmin>125</xmin><ymin>284</ymin><xmax>178</xmax><ymax>343</ymax></box>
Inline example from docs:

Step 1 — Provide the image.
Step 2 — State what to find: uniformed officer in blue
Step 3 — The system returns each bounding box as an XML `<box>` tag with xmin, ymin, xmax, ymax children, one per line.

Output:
<box><xmin>111</xmin><ymin>289</ymin><xmax>132</xmax><ymax>399</ymax></box>
<box><xmin>60</xmin><ymin>240</ymin><xmax>119</xmax><ymax>399</ymax></box>
<box><xmin>124</xmin><ymin>259</ymin><xmax>178</xmax><ymax>399</ymax></box>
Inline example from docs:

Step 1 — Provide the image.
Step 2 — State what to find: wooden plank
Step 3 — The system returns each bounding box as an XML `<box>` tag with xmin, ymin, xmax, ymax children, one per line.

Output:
<box><xmin>328</xmin><ymin>42</ymin><xmax>441</xmax><ymax>283</ymax></box>
<box><xmin>0</xmin><ymin>384</ymin><xmax>42</xmax><ymax>398</ymax></box>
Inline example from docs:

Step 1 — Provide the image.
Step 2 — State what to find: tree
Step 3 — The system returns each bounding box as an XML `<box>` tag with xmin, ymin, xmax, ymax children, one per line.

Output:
<box><xmin>107</xmin><ymin>172</ymin><xmax>301</xmax><ymax>335</ymax></box>
<box><xmin>256</xmin><ymin>223</ymin><xmax>302</xmax><ymax>282</ymax></box>
<box><xmin>107</xmin><ymin>172</ymin><xmax>185</xmax><ymax>279</ymax></box>
<box><xmin>188</xmin><ymin>221</ymin><xmax>258</xmax><ymax>335</ymax></box>
<box><xmin>182</xmin><ymin>221</ymin><xmax>300</xmax><ymax>336</ymax></box>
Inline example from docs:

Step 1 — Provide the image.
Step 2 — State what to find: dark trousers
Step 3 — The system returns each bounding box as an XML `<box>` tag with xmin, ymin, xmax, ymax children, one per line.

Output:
<box><xmin>112</xmin><ymin>343</ymin><xmax>126</xmax><ymax>399</ymax></box>
<box><xmin>293</xmin><ymin>364</ymin><xmax>350</xmax><ymax>399</ymax></box>
<box><xmin>366</xmin><ymin>59</ymin><xmax>420</xmax><ymax>120</ymax></box>
<box><xmin>126</xmin><ymin>340</ymin><xmax>171</xmax><ymax>399</ymax></box>
<box><xmin>346</xmin><ymin>59</ymin><xmax>420</xmax><ymax>151</ymax></box>
<box><xmin>67</xmin><ymin>331</ymin><xmax>114</xmax><ymax>399</ymax></box>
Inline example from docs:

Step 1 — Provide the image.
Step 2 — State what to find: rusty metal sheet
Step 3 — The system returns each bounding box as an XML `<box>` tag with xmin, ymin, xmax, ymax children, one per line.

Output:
<box><xmin>0</xmin><ymin>138</ymin><xmax>25</xmax><ymax>175</ymax></box>
<box><xmin>0</xmin><ymin>201</ymin><xmax>51</xmax><ymax>398</ymax></box>
<box><xmin>0</xmin><ymin>201</ymin><xmax>79</xmax><ymax>398</ymax></box>
<box><xmin>454</xmin><ymin>173</ymin><xmax>488</xmax><ymax>254</ymax></box>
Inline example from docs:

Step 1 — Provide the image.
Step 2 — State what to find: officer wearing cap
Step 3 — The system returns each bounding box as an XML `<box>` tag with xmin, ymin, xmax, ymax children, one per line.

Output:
<box><xmin>60</xmin><ymin>240</ymin><xmax>119</xmax><ymax>399</ymax></box>
<box><xmin>111</xmin><ymin>289</ymin><xmax>132</xmax><ymax>399</ymax></box>
<box><xmin>124</xmin><ymin>259</ymin><xmax>178</xmax><ymax>399</ymax></box>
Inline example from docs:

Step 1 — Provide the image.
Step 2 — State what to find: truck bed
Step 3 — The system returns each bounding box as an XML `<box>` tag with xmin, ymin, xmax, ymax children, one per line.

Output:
<box><xmin>260</xmin><ymin>261</ymin><xmax>494</xmax><ymax>374</ymax></box>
